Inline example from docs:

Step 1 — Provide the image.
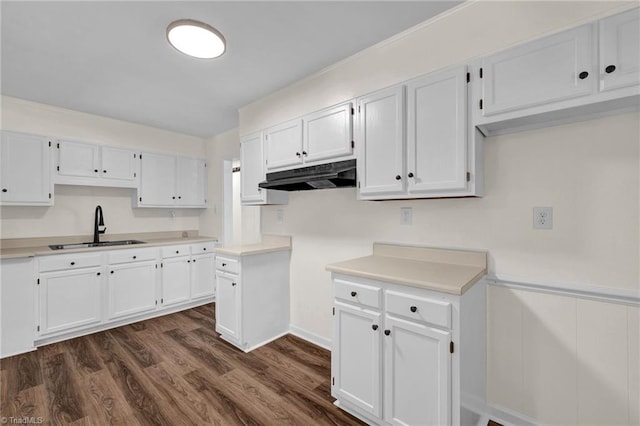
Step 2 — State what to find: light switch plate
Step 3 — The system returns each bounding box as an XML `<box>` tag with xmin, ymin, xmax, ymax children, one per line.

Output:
<box><xmin>533</xmin><ymin>206</ymin><xmax>553</xmax><ymax>229</ymax></box>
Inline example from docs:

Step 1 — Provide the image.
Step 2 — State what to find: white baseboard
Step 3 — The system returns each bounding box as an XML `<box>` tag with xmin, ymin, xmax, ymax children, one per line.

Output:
<box><xmin>486</xmin><ymin>403</ymin><xmax>539</xmax><ymax>426</ymax></box>
<box><xmin>289</xmin><ymin>324</ymin><xmax>331</xmax><ymax>350</ymax></box>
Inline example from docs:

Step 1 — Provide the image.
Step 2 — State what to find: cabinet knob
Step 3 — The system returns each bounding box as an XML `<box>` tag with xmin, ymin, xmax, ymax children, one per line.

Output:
<box><xmin>222</xmin><ymin>263</ymin><xmax>227</xmax><ymax>267</ymax></box>
<box><xmin>132</xmin><ymin>256</ymin><xmax>137</xmax><ymax>259</ymax></box>
<box><xmin>408</xmin><ymin>172</ymin><xmax>414</xmax><ymax>178</ymax></box>
<box><xmin>395</xmin><ymin>175</ymin><xmax>401</xmax><ymax>180</ymax></box>
<box><xmin>193</xmin><ymin>259</ymin><xmax>196</xmax><ymax>263</ymax></box>
<box><xmin>172</xmin><ymin>196</ymin><xmax>176</xmax><ymax>200</ymax></box>
<box><xmin>578</xmin><ymin>71</ymin><xmax>589</xmax><ymax>80</ymax></box>
<box><xmin>350</xmin><ymin>291</ymin><xmax>357</xmax><ymax>297</ymax></box>
<box><xmin>70</xmin><ymin>261</ymin><xmax>75</xmax><ymax>266</ymax></box>
<box><xmin>203</xmin><ymin>248</ymin><xmax>207</xmax><ymax>251</ymax></box>
<box><xmin>372</xmin><ymin>324</ymin><xmax>378</xmax><ymax>331</ymax></box>
<box><xmin>103</xmin><ymin>170</ymin><xmax>107</xmax><ymax>173</ymax></box>
<box><xmin>1</xmin><ymin>188</ymin><xmax>7</xmax><ymax>193</ymax></box>
<box><xmin>296</xmin><ymin>152</ymin><xmax>301</xmax><ymax>157</ymax></box>
<box><xmin>176</xmin><ymin>250</ymin><xmax>179</xmax><ymax>254</ymax></box>
<box><xmin>187</xmin><ymin>260</ymin><xmax>191</xmax><ymax>263</ymax></box>
<box><xmin>605</xmin><ymin>65</ymin><xmax>616</xmax><ymax>74</ymax></box>
<box><xmin>232</xmin><ymin>282</ymin><xmax>236</xmax><ymax>286</ymax></box>
<box><xmin>178</xmin><ymin>196</ymin><xmax>182</xmax><ymax>199</ymax></box>
<box><xmin>110</xmin><ymin>270</ymin><xmax>114</xmax><ymax>274</ymax></box>
<box><xmin>94</xmin><ymin>169</ymin><xmax>98</xmax><ymax>173</ymax></box>
<box><xmin>97</xmin><ymin>272</ymin><xmax>101</xmax><ymax>276</ymax></box>
<box><xmin>410</xmin><ymin>306</ymin><xmax>417</xmax><ymax>313</ymax></box>
<box><xmin>302</xmin><ymin>151</ymin><xmax>308</xmax><ymax>156</ymax></box>
<box><xmin>384</xmin><ymin>330</ymin><xmax>391</xmax><ymax>336</ymax></box>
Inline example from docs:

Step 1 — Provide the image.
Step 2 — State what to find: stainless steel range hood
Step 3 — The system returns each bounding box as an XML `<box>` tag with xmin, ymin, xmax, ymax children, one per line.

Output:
<box><xmin>258</xmin><ymin>159</ymin><xmax>356</xmax><ymax>191</ymax></box>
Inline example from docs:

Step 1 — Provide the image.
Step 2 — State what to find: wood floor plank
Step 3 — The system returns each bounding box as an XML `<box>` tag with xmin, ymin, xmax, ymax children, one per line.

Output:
<box><xmin>250</xmin><ymin>344</ymin><xmax>326</xmax><ymax>391</ymax></box>
<box><xmin>108</xmin><ymin>327</ymin><xmax>160</xmax><ymax>369</ymax></box>
<box><xmin>133</xmin><ymin>328</ymin><xmax>200</xmax><ymax>377</ymax></box>
<box><xmin>42</xmin><ymin>352</ymin><xmax>85</xmax><ymax>424</ymax></box>
<box><xmin>80</xmin><ymin>369</ymin><xmax>139</xmax><ymax>426</ymax></box>
<box><xmin>2</xmin><ymin>350</ymin><xmax>43</xmax><ymax>395</ymax></box>
<box><xmin>179</xmin><ymin>307</ymin><xmax>215</xmax><ymax>329</ymax></box>
<box><xmin>164</xmin><ymin>329</ymin><xmax>234</xmax><ymax>376</ymax></box>
<box><xmin>269</xmin><ymin>335</ymin><xmax>331</xmax><ymax>376</ymax></box>
<box><xmin>189</xmin><ymin>327</ymin><xmax>271</xmax><ymax>373</ymax></box>
<box><xmin>64</xmin><ymin>338</ymin><xmax>104</xmax><ymax>377</ymax></box>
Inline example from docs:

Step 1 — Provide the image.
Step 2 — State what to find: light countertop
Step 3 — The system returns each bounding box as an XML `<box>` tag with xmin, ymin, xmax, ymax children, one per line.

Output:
<box><xmin>215</xmin><ymin>235</ymin><xmax>291</xmax><ymax>256</ymax></box>
<box><xmin>326</xmin><ymin>243</ymin><xmax>487</xmax><ymax>295</ymax></box>
<box><xmin>0</xmin><ymin>231</ymin><xmax>218</xmax><ymax>259</ymax></box>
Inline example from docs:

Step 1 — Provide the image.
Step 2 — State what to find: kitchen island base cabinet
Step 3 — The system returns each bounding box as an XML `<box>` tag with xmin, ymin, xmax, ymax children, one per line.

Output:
<box><xmin>215</xmin><ymin>250</ymin><xmax>290</xmax><ymax>352</ymax></box>
<box><xmin>331</xmin><ymin>274</ymin><xmax>486</xmax><ymax>426</ymax></box>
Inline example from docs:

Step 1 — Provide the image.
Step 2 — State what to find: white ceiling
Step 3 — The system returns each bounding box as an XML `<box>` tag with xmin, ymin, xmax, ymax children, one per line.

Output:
<box><xmin>1</xmin><ymin>1</ymin><xmax>461</xmax><ymax>138</ymax></box>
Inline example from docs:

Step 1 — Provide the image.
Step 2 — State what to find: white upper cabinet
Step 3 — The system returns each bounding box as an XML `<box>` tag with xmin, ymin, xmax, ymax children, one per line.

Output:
<box><xmin>304</xmin><ymin>102</ymin><xmax>353</xmax><ymax>164</ymax></box>
<box><xmin>138</xmin><ymin>152</ymin><xmax>207</xmax><ymax>208</ymax></box>
<box><xmin>177</xmin><ymin>157</ymin><xmax>206</xmax><ymax>206</ymax></box>
<box><xmin>599</xmin><ymin>8</ymin><xmax>640</xmax><ymax>92</ymax></box>
<box><xmin>264</xmin><ymin>101</ymin><xmax>354</xmax><ymax>172</ymax></box>
<box><xmin>357</xmin><ymin>65</ymin><xmax>480</xmax><ymax>200</ymax></box>
<box><xmin>356</xmin><ymin>86</ymin><xmax>406</xmax><ymax>198</ymax></box>
<box><xmin>240</xmin><ymin>132</ymin><xmax>288</xmax><ymax>206</ymax></box>
<box><xmin>480</xmin><ymin>24</ymin><xmax>594</xmax><ymax>117</ymax></box>
<box><xmin>407</xmin><ymin>66</ymin><xmax>468</xmax><ymax>195</ymax></box>
<box><xmin>265</xmin><ymin>119</ymin><xmax>303</xmax><ymax>170</ymax></box>
<box><xmin>139</xmin><ymin>152</ymin><xmax>176</xmax><ymax>206</ymax></box>
<box><xmin>0</xmin><ymin>131</ymin><xmax>53</xmax><ymax>206</ymax></box>
<box><xmin>56</xmin><ymin>140</ymin><xmax>138</xmax><ymax>188</ymax></box>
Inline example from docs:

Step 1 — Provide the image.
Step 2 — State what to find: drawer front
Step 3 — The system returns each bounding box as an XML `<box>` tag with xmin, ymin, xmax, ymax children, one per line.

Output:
<box><xmin>334</xmin><ymin>279</ymin><xmax>381</xmax><ymax>310</ymax></box>
<box><xmin>191</xmin><ymin>241</ymin><xmax>217</xmax><ymax>254</ymax></box>
<box><xmin>39</xmin><ymin>252</ymin><xmax>103</xmax><ymax>272</ymax></box>
<box><xmin>385</xmin><ymin>290</ymin><xmax>451</xmax><ymax>329</ymax></box>
<box><xmin>162</xmin><ymin>244</ymin><xmax>190</xmax><ymax>258</ymax></box>
<box><xmin>215</xmin><ymin>256</ymin><xmax>239</xmax><ymax>274</ymax></box>
<box><xmin>109</xmin><ymin>248</ymin><xmax>157</xmax><ymax>264</ymax></box>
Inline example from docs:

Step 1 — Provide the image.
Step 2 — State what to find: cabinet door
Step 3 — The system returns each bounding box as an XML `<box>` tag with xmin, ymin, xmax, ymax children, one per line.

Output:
<box><xmin>0</xmin><ymin>131</ymin><xmax>52</xmax><ymax>205</ymax></box>
<box><xmin>39</xmin><ymin>267</ymin><xmax>102</xmax><ymax>335</ymax></box>
<box><xmin>161</xmin><ymin>256</ymin><xmax>190</xmax><ymax>307</ymax></box>
<box><xmin>383</xmin><ymin>315</ymin><xmax>451</xmax><ymax>426</ymax></box>
<box><xmin>58</xmin><ymin>140</ymin><xmax>100</xmax><ymax>178</ymax></box>
<box><xmin>101</xmin><ymin>146</ymin><xmax>137</xmax><ymax>182</ymax></box>
<box><xmin>356</xmin><ymin>86</ymin><xmax>406</xmax><ymax>198</ymax></box>
<box><xmin>599</xmin><ymin>8</ymin><xmax>640</xmax><ymax>92</ymax></box>
<box><xmin>304</xmin><ymin>102</ymin><xmax>353</xmax><ymax>163</ymax></box>
<box><xmin>177</xmin><ymin>157</ymin><xmax>206</xmax><ymax>206</ymax></box>
<box><xmin>107</xmin><ymin>261</ymin><xmax>157</xmax><ymax>320</ymax></box>
<box><xmin>240</xmin><ymin>132</ymin><xmax>266</xmax><ymax>203</ymax></box>
<box><xmin>332</xmin><ymin>301</ymin><xmax>382</xmax><ymax>418</ymax></box>
<box><xmin>407</xmin><ymin>66</ymin><xmax>468</xmax><ymax>195</ymax></box>
<box><xmin>1</xmin><ymin>258</ymin><xmax>36</xmax><ymax>358</ymax></box>
<box><xmin>215</xmin><ymin>272</ymin><xmax>239</xmax><ymax>340</ymax></box>
<box><xmin>139</xmin><ymin>152</ymin><xmax>176</xmax><ymax>206</ymax></box>
<box><xmin>481</xmin><ymin>25</ymin><xmax>594</xmax><ymax>116</ymax></box>
<box><xmin>265</xmin><ymin>119</ymin><xmax>303</xmax><ymax>170</ymax></box>
<box><xmin>191</xmin><ymin>253</ymin><xmax>215</xmax><ymax>299</ymax></box>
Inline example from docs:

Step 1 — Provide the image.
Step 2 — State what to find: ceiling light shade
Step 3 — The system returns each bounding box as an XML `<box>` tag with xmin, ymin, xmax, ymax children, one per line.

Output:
<box><xmin>167</xmin><ymin>19</ymin><xmax>226</xmax><ymax>59</ymax></box>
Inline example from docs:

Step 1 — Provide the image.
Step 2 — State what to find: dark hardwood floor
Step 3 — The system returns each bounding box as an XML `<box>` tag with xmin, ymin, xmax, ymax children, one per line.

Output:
<box><xmin>0</xmin><ymin>304</ymin><xmax>365</xmax><ymax>426</ymax></box>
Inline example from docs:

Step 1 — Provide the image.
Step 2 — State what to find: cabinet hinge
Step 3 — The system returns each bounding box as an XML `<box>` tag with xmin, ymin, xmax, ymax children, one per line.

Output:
<box><xmin>48</xmin><ymin>141</ymin><xmax>51</xmax><ymax>147</ymax></box>
<box><xmin>37</xmin><ymin>325</ymin><xmax>40</xmax><ymax>332</ymax></box>
<box><xmin>37</xmin><ymin>278</ymin><xmax>40</xmax><ymax>285</ymax></box>
<box><xmin>134</xmin><ymin>153</ymin><xmax>137</xmax><ymax>159</ymax></box>
<box><xmin>139</xmin><ymin>197</ymin><xmax>142</xmax><ymax>202</ymax></box>
<box><xmin>155</xmin><ymin>264</ymin><xmax>158</xmax><ymax>269</ymax></box>
<box><xmin>161</xmin><ymin>298</ymin><xmax>164</xmax><ymax>303</ymax></box>
<box><xmin>155</xmin><ymin>300</ymin><xmax>158</xmax><ymax>305</ymax></box>
<box><xmin>161</xmin><ymin>262</ymin><xmax>163</xmax><ymax>268</ymax></box>
<box><xmin>351</xmin><ymin>107</ymin><xmax>355</xmax><ymax>115</ymax></box>
<box><xmin>466</xmin><ymin>172</ymin><xmax>471</xmax><ymax>182</ymax></box>
<box><xmin>56</xmin><ymin>143</ymin><xmax>60</xmax><ymax>149</ymax></box>
<box><xmin>466</xmin><ymin>72</ymin><xmax>470</xmax><ymax>83</ymax></box>
<box><xmin>134</xmin><ymin>172</ymin><xmax>136</xmax><ymax>178</ymax></box>
<box><xmin>332</xmin><ymin>377</ymin><xmax>335</xmax><ymax>385</ymax></box>
<box><xmin>140</xmin><ymin>154</ymin><xmax>143</xmax><ymax>159</ymax></box>
<box><xmin>479</xmin><ymin>99</ymin><xmax>483</xmax><ymax>110</ymax></box>
<box><xmin>351</xmin><ymin>141</ymin><xmax>355</xmax><ymax>149</ymax></box>
<box><xmin>332</xmin><ymin>307</ymin><xmax>335</xmax><ymax>316</ymax></box>
<box><xmin>358</xmin><ymin>105</ymin><xmax>361</xmax><ymax>113</ymax></box>
<box><xmin>450</xmin><ymin>341</ymin><xmax>454</xmax><ymax>354</ymax></box>
<box><xmin>204</xmin><ymin>163</ymin><xmax>207</xmax><ymax>168</ymax></box>
<box><xmin>48</xmin><ymin>193</ymin><xmax>51</xmax><ymax>199</ymax></box>
<box><xmin>57</xmin><ymin>166</ymin><xmax>60</xmax><ymax>171</ymax></box>
<box><xmin>479</xmin><ymin>67</ymin><xmax>483</xmax><ymax>78</ymax></box>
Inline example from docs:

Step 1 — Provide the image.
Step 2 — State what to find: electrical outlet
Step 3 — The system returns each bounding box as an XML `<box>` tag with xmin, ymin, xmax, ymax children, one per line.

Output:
<box><xmin>400</xmin><ymin>207</ymin><xmax>412</xmax><ymax>226</ymax></box>
<box><xmin>533</xmin><ymin>207</ymin><xmax>553</xmax><ymax>230</ymax></box>
<box><xmin>277</xmin><ymin>209</ymin><xmax>284</xmax><ymax>224</ymax></box>
<box><xmin>169</xmin><ymin>210</ymin><xmax>176</xmax><ymax>219</ymax></box>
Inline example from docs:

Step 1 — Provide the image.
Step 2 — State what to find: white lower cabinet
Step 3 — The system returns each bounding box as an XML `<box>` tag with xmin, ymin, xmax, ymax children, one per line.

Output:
<box><xmin>161</xmin><ymin>255</ymin><xmax>191</xmax><ymax>307</ymax></box>
<box><xmin>215</xmin><ymin>249</ymin><xmax>290</xmax><ymax>352</ymax></box>
<box><xmin>39</xmin><ymin>266</ymin><xmax>102</xmax><ymax>336</ymax></box>
<box><xmin>107</xmin><ymin>260</ymin><xmax>157</xmax><ymax>320</ymax></box>
<box><xmin>191</xmin><ymin>253</ymin><xmax>216</xmax><ymax>299</ymax></box>
<box><xmin>1</xmin><ymin>258</ymin><xmax>36</xmax><ymax>358</ymax></box>
<box><xmin>331</xmin><ymin>274</ymin><xmax>486</xmax><ymax>426</ymax></box>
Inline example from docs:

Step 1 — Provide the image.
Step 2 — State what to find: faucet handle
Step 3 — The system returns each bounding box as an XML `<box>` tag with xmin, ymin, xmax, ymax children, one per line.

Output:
<box><xmin>98</xmin><ymin>225</ymin><xmax>107</xmax><ymax>234</ymax></box>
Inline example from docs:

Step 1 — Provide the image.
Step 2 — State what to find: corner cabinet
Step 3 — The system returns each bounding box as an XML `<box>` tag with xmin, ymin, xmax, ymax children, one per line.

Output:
<box><xmin>356</xmin><ymin>65</ymin><xmax>483</xmax><ymax>200</ymax></box>
<box><xmin>138</xmin><ymin>152</ymin><xmax>207</xmax><ymax>208</ymax></box>
<box><xmin>0</xmin><ymin>131</ymin><xmax>53</xmax><ymax>206</ymax></box>
<box><xmin>240</xmin><ymin>132</ymin><xmax>288</xmax><ymax>205</ymax></box>
<box><xmin>215</xmin><ymin>249</ymin><xmax>290</xmax><ymax>352</ymax></box>
<box><xmin>331</xmin><ymin>274</ymin><xmax>486</xmax><ymax>426</ymax></box>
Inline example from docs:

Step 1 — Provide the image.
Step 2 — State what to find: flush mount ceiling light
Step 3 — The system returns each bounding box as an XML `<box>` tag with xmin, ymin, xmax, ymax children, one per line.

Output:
<box><xmin>167</xmin><ymin>19</ymin><xmax>226</xmax><ymax>59</ymax></box>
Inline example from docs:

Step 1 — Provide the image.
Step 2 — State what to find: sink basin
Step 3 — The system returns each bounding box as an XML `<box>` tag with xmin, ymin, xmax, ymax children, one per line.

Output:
<box><xmin>49</xmin><ymin>240</ymin><xmax>146</xmax><ymax>250</ymax></box>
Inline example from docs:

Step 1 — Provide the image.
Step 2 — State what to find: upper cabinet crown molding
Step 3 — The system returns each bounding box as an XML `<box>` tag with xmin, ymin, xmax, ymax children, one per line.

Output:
<box><xmin>55</xmin><ymin>139</ymin><xmax>139</xmax><ymax>188</ymax></box>
<box><xmin>474</xmin><ymin>7</ymin><xmax>640</xmax><ymax>137</ymax></box>
<box><xmin>0</xmin><ymin>130</ymin><xmax>53</xmax><ymax>206</ymax></box>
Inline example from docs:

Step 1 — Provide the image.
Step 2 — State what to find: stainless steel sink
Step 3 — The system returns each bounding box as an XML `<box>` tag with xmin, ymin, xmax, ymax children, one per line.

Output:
<box><xmin>48</xmin><ymin>240</ymin><xmax>146</xmax><ymax>250</ymax></box>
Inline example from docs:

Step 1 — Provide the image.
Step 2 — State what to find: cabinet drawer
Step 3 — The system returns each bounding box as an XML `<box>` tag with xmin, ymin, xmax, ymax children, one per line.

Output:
<box><xmin>109</xmin><ymin>248</ymin><xmax>157</xmax><ymax>264</ymax></box>
<box><xmin>334</xmin><ymin>279</ymin><xmax>381</xmax><ymax>309</ymax></box>
<box><xmin>162</xmin><ymin>245</ymin><xmax>190</xmax><ymax>258</ymax></box>
<box><xmin>191</xmin><ymin>241</ymin><xmax>216</xmax><ymax>254</ymax></box>
<box><xmin>38</xmin><ymin>253</ymin><xmax>103</xmax><ymax>272</ymax></box>
<box><xmin>385</xmin><ymin>290</ymin><xmax>451</xmax><ymax>329</ymax></box>
<box><xmin>216</xmin><ymin>256</ymin><xmax>239</xmax><ymax>274</ymax></box>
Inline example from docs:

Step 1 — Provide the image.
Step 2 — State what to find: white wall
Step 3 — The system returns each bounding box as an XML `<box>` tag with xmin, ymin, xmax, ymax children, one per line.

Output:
<box><xmin>238</xmin><ymin>1</ymin><xmax>640</xmax><ymax>423</ymax></box>
<box><xmin>0</xmin><ymin>96</ymin><xmax>206</xmax><ymax>239</ymax></box>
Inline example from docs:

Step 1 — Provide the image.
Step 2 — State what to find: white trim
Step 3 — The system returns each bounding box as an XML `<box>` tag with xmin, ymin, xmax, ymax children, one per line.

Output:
<box><xmin>289</xmin><ymin>324</ymin><xmax>332</xmax><ymax>351</ymax></box>
<box><xmin>488</xmin><ymin>274</ymin><xmax>640</xmax><ymax>306</ymax></box>
<box><xmin>485</xmin><ymin>402</ymin><xmax>539</xmax><ymax>426</ymax></box>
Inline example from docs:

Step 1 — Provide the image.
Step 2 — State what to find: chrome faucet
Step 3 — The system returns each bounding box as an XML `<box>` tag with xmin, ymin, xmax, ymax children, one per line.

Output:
<box><xmin>93</xmin><ymin>205</ymin><xmax>106</xmax><ymax>243</ymax></box>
